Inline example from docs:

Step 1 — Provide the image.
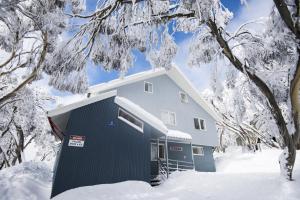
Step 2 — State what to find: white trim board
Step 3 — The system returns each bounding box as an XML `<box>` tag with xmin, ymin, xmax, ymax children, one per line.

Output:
<box><xmin>47</xmin><ymin>90</ymin><xmax>117</xmax><ymax>117</ymax></box>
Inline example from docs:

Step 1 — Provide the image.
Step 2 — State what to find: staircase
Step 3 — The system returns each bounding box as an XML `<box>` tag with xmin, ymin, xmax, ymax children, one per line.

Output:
<box><xmin>150</xmin><ymin>159</ymin><xmax>194</xmax><ymax>186</ymax></box>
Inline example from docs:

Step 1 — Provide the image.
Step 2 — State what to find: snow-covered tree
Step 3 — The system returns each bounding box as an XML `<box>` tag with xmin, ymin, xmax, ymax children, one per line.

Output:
<box><xmin>0</xmin><ymin>0</ymin><xmax>85</xmax><ymax>168</ymax></box>
<box><xmin>54</xmin><ymin>0</ymin><xmax>299</xmax><ymax>180</ymax></box>
<box><xmin>1</xmin><ymin>0</ymin><xmax>299</xmax><ymax>180</ymax></box>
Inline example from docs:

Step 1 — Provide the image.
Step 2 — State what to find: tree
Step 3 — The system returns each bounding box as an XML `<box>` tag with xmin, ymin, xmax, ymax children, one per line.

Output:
<box><xmin>0</xmin><ymin>0</ymin><xmax>85</xmax><ymax>168</ymax></box>
<box><xmin>57</xmin><ymin>0</ymin><xmax>299</xmax><ymax>180</ymax></box>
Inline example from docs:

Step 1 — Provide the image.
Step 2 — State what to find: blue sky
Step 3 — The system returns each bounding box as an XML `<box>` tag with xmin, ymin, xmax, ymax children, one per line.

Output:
<box><xmin>52</xmin><ymin>0</ymin><xmax>273</xmax><ymax>102</ymax></box>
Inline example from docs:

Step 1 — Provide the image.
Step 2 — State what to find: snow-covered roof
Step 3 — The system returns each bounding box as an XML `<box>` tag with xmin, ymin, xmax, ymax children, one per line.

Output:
<box><xmin>89</xmin><ymin>65</ymin><xmax>221</xmax><ymax>121</ymax></box>
<box><xmin>47</xmin><ymin>90</ymin><xmax>117</xmax><ymax>117</ymax></box>
<box><xmin>114</xmin><ymin>96</ymin><xmax>168</xmax><ymax>134</ymax></box>
<box><xmin>115</xmin><ymin>96</ymin><xmax>192</xmax><ymax>141</ymax></box>
<box><xmin>89</xmin><ymin>68</ymin><xmax>166</xmax><ymax>94</ymax></box>
<box><xmin>167</xmin><ymin>130</ymin><xmax>192</xmax><ymax>141</ymax></box>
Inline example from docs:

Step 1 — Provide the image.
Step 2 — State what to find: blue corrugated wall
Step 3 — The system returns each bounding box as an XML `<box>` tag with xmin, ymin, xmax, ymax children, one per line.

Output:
<box><xmin>51</xmin><ymin>97</ymin><xmax>153</xmax><ymax>197</ymax></box>
<box><xmin>193</xmin><ymin>146</ymin><xmax>216</xmax><ymax>172</ymax></box>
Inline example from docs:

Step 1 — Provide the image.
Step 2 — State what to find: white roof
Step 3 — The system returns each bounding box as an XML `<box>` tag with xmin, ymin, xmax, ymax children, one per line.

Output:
<box><xmin>167</xmin><ymin>130</ymin><xmax>192</xmax><ymax>141</ymax></box>
<box><xmin>115</xmin><ymin>96</ymin><xmax>168</xmax><ymax>134</ymax></box>
<box><xmin>89</xmin><ymin>66</ymin><xmax>221</xmax><ymax>121</ymax></box>
<box><xmin>47</xmin><ymin>90</ymin><xmax>117</xmax><ymax>117</ymax></box>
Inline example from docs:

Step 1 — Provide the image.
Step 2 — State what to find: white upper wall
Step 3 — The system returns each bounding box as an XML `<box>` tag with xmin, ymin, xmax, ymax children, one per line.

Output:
<box><xmin>90</xmin><ymin>67</ymin><xmax>220</xmax><ymax>146</ymax></box>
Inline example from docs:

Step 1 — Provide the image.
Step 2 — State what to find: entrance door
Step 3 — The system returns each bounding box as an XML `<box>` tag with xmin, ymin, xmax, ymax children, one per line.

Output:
<box><xmin>151</xmin><ymin>143</ymin><xmax>165</xmax><ymax>161</ymax></box>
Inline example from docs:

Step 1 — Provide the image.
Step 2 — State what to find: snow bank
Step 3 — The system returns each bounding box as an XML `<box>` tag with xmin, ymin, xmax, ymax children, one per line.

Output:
<box><xmin>53</xmin><ymin>149</ymin><xmax>300</xmax><ymax>200</ymax></box>
<box><xmin>215</xmin><ymin>148</ymin><xmax>282</xmax><ymax>173</ymax></box>
<box><xmin>0</xmin><ymin>161</ymin><xmax>52</xmax><ymax>200</ymax></box>
<box><xmin>1</xmin><ymin>149</ymin><xmax>299</xmax><ymax>200</ymax></box>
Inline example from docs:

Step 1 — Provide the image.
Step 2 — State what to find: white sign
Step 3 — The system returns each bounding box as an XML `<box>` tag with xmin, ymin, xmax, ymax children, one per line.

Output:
<box><xmin>68</xmin><ymin>135</ymin><xmax>85</xmax><ymax>147</ymax></box>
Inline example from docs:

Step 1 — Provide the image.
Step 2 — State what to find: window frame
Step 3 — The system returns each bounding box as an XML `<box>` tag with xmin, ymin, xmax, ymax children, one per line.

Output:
<box><xmin>151</xmin><ymin>143</ymin><xmax>158</xmax><ymax>161</ymax></box>
<box><xmin>193</xmin><ymin>118</ymin><xmax>206</xmax><ymax>131</ymax></box>
<box><xmin>158</xmin><ymin>143</ymin><xmax>165</xmax><ymax>160</ymax></box>
<box><xmin>144</xmin><ymin>81</ymin><xmax>153</xmax><ymax>94</ymax></box>
<box><xmin>192</xmin><ymin>146</ymin><xmax>204</xmax><ymax>156</ymax></box>
<box><xmin>118</xmin><ymin>108</ymin><xmax>144</xmax><ymax>133</ymax></box>
<box><xmin>150</xmin><ymin>143</ymin><xmax>165</xmax><ymax>161</ymax></box>
<box><xmin>161</xmin><ymin>110</ymin><xmax>177</xmax><ymax>126</ymax></box>
<box><xmin>179</xmin><ymin>91</ymin><xmax>189</xmax><ymax>103</ymax></box>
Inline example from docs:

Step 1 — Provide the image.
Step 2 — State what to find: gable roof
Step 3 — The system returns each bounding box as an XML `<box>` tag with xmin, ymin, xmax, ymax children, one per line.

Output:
<box><xmin>89</xmin><ymin>66</ymin><xmax>221</xmax><ymax>121</ymax></box>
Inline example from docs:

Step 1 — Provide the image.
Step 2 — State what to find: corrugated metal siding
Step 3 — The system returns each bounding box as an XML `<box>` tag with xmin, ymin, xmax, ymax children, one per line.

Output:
<box><xmin>193</xmin><ymin>145</ymin><xmax>216</xmax><ymax>172</ymax></box>
<box><xmin>167</xmin><ymin>141</ymin><xmax>193</xmax><ymax>162</ymax></box>
<box><xmin>51</xmin><ymin>97</ymin><xmax>152</xmax><ymax>197</ymax></box>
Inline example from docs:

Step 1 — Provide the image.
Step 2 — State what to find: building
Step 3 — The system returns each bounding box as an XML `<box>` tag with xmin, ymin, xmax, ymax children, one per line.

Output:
<box><xmin>48</xmin><ymin>66</ymin><xmax>220</xmax><ymax>198</ymax></box>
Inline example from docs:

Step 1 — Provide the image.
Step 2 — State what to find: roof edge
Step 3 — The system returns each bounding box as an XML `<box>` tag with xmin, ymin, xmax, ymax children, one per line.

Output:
<box><xmin>166</xmin><ymin>66</ymin><xmax>222</xmax><ymax>122</ymax></box>
<box><xmin>47</xmin><ymin>90</ymin><xmax>117</xmax><ymax>117</ymax></box>
<box><xmin>88</xmin><ymin>68</ymin><xmax>166</xmax><ymax>94</ymax></box>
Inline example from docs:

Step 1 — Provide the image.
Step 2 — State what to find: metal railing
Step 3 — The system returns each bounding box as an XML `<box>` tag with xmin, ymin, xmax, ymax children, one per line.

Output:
<box><xmin>167</xmin><ymin>159</ymin><xmax>194</xmax><ymax>171</ymax></box>
<box><xmin>158</xmin><ymin>158</ymin><xmax>168</xmax><ymax>180</ymax></box>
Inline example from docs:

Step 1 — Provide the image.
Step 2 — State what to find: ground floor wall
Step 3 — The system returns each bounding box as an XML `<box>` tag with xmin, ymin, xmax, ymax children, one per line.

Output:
<box><xmin>150</xmin><ymin>140</ymin><xmax>216</xmax><ymax>176</ymax></box>
<box><xmin>51</xmin><ymin>97</ymin><xmax>155</xmax><ymax>198</ymax></box>
<box><xmin>193</xmin><ymin>145</ymin><xmax>216</xmax><ymax>172</ymax></box>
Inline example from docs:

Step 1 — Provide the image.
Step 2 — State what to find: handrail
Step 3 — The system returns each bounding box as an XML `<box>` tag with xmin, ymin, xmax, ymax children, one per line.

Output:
<box><xmin>167</xmin><ymin>159</ymin><xmax>194</xmax><ymax>171</ymax></box>
<box><xmin>158</xmin><ymin>158</ymin><xmax>168</xmax><ymax>180</ymax></box>
<box><xmin>168</xmin><ymin>159</ymin><xmax>194</xmax><ymax>165</ymax></box>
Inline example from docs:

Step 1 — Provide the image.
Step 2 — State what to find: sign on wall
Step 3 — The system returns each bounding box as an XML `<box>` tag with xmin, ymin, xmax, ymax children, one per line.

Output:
<box><xmin>170</xmin><ymin>146</ymin><xmax>183</xmax><ymax>152</ymax></box>
<box><xmin>68</xmin><ymin>135</ymin><xmax>85</xmax><ymax>147</ymax></box>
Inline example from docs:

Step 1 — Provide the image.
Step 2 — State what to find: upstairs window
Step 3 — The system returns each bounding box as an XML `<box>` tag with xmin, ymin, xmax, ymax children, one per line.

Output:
<box><xmin>144</xmin><ymin>81</ymin><xmax>153</xmax><ymax>93</ymax></box>
<box><xmin>193</xmin><ymin>146</ymin><xmax>204</xmax><ymax>156</ymax></box>
<box><xmin>179</xmin><ymin>91</ymin><xmax>188</xmax><ymax>103</ymax></box>
<box><xmin>161</xmin><ymin>110</ymin><xmax>176</xmax><ymax>126</ymax></box>
<box><xmin>118</xmin><ymin>108</ymin><xmax>144</xmax><ymax>132</ymax></box>
<box><xmin>194</xmin><ymin>118</ymin><xmax>206</xmax><ymax>130</ymax></box>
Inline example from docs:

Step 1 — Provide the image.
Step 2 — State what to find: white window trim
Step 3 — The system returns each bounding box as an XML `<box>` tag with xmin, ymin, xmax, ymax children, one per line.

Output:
<box><xmin>194</xmin><ymin>118</ymin><xmax>206</xmax><ymax>131</ymax></box>
<box><xmin>151</xmin><ymin>143</ymin><xmax>157</xmax><ymax>161</ymax></box>
<box><xmin>179</xmin><ymin>91</ymin><xmax>188</xmax><ymax>103</ymax></box>
<box><xmin>192</xmin><ymin>146</ymin><xmax>204</xmax><ymax>156</ymax></box>
<box><xmin>150</xmin><ymin>143</ymin><xmax>166</xmax><ymax>161</ymax></box>
<box><xmin>144</xmin><ymin>81</ymin><xmax>153</xmax><ymax>94</ymax></box>
<box><xmin>161</xmin><ymin>110</ymin><xmax>177</xmax><ymax>126</ymax></box>
<box><xmin>118</xmin><ymin>108</ymin><xmax>144</xmax><ymax>133</ymax></box>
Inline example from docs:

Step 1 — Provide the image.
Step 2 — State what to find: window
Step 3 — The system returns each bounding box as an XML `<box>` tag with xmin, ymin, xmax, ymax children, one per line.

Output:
<box><xmin>144</xmin><ymin>81</ymin><xmax>153</xmax><ymax>93</ymax></box>
<box><xmin>118</xmin><ymin>108</ymin><xmax>144</xmax><ymax>132</ymax></box>
<box><xmin>193</xmin><ymin>146</ymin><xmax>204</xmax><ymax>156</ymax></box>
<box><xmin>159</xmin><ymin>144</ymin><xmax>165</xmax><ymax>160</ymax></box>
<box><xmin>179</xmin><ymin>91</ymin><xmax>188</xmax><ymax>103</ymax></box>
<box><xmin>151</xmin><ymin>143</ymin><xmax>158</xmax><ymax>161</ymax></box>
<box><xmin>194</xmin><ymin>118</ymin><xmax>206</xmax><ymax>130</ymax></box>
<box><xmin>161</xmin><ymin>110</ymin><xmax>176</xmax><ymax>126</ymax></box>
<box><xmin>151</xmin><ymin>143</ymin><xmax>165</xmax><ymax>161</ymax></box>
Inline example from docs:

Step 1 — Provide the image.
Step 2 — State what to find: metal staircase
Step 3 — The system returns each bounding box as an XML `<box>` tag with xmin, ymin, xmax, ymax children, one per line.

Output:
<box><xmin>150</xmin><ymin>158</ymin><xmax>194</xmax><ymax>186</ymax></box>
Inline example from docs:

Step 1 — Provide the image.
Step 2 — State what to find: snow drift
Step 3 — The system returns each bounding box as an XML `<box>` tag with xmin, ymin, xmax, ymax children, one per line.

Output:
<box><xmin>0</xmin><ymin>161</ymin><xmax>52</xmax><ymax>200</ymax></box>
<box><xmin>0</xmin><ymin>149</ymin><xmax>299</xmax><ymax>200</ymax></box>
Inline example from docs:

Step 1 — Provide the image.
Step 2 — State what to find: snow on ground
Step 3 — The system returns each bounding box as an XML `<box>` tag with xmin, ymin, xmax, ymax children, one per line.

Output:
<box><xmin>0</xmin><ymin>149</ymin><xmax>299</xmax><ymax>200</ymax></box>
<box><xmin>0</xmin><ymin>161</ymin><xmax>52</xmax><ymax>200</ymax></box>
